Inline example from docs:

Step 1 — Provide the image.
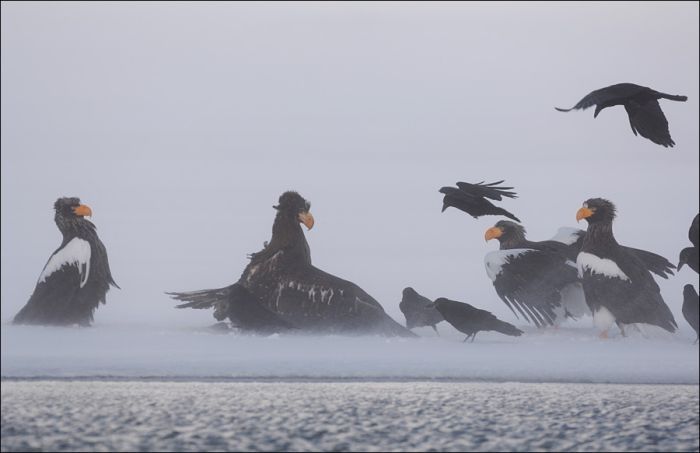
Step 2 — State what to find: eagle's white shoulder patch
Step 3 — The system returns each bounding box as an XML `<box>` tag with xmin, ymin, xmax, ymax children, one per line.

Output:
<box><xmin>38</xmin><ymin>237</ymin><xmax>91</xmax><ymax>288</ymax></box>
<box><xmin>577</xmin><ymin>251</ymin><xmax>630</xmax><ymax>281</ymax></box>
<box><xmin>484</xmin><ymin>248</ymin><xmax>533</xmax><ymax>281</ymax></box>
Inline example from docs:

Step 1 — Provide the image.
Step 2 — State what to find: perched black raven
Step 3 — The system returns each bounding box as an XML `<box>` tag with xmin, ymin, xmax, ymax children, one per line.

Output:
<box><xmin>431</xmin><ymin>298</ymin><xmax>523</xmax><ymax>342</ymax></box>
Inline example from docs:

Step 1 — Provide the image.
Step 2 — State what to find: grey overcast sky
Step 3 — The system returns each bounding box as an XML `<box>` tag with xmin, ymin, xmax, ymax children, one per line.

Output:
<box><xmin>1</xmin><ymin>2</ymin><xmax>698</xmax><ymax>328</ymax></box>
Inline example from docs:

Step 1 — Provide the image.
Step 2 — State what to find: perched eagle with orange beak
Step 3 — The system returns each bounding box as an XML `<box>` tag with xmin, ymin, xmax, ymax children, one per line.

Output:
<box><xmin>548</xmin><ymin>227</ymin><xmax>675</xmax><ymax>279</ymax></box>
<box><xmin>169</xmin><ymin>191</ymin><xmax>414</xmax><ymax>337</ymax></box>
<box><xmin>483</xmin><ymin>220</ymin><xmax>588</xmax><ymax>327</ymax></box>
<box><xmin>13</xmin><ymin>197</ymin><xmax>119</xmax><ymax>326</ymax></box>
<box><xmin>575</xmin><ymin>198</ymin><xmax>677</xmax><ymax>338</ymax></box>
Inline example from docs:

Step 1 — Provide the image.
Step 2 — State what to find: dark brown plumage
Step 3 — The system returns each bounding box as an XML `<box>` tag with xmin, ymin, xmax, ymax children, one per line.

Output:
<box><xmin>576</xmin><ymin>198</ymin><xmax>677</xmax><ymax>337</ymax></box>
<box><xmin>169</xmin><ymin>191</ymin><xmax>415</xmax><ymax>337</ymax></box>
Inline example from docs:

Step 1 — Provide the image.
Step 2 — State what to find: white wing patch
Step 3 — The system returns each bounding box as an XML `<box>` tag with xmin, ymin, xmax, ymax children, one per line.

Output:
<box><xmin>577</xmin><ymin>252</ymin><xmax>630</xmax><ymax>281</ymax></box>
<box><xmin>484</xmin><ymin>249</ymin><xmax>533</xmax><ymax>281</ymax></box>
<box><xmin>38</xmin><ymin>237</ymin><xmax>91</xmax><ymax>288</ymax></box>
<box><xmin>550</xmin><ymin>227</ymin><xmax>584</xmax><ymax>245</ymax></box>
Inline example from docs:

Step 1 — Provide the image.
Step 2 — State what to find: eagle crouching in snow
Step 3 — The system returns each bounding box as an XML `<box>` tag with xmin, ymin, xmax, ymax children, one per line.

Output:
<box><xmin>169</xmin><ymin>191</ymin><xmax>414</xmax><ymax>337</ymax></box>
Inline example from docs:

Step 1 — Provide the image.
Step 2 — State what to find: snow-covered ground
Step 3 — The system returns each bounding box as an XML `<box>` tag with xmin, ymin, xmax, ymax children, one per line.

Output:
<box><xmin>2</xmin><ymin>322</ymin><xmax>697</xmax><ymax>384</ymax></box>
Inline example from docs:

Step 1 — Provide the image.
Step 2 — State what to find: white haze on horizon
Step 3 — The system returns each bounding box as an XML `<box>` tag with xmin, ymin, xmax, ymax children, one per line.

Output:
<box><xmin>1</xmin><ymin>3</ymin><xmax>698</xmax><ymax>341</ymax></box>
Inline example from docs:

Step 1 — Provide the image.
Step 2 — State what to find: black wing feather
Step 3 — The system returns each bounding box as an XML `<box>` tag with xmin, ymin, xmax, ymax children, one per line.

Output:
<box><xmin>487</xmin><ymin>249</ymin><xmax>577</xmax><ymax>327</ymax></box>
<box><xmin>14</xmin><ymin>265</ymin><xmax>82</xmax><ymax>325</ymax></box>
<box><xmin>456</xmin><ymin>180</ymin><xmax>518</xmax><ymax>200</ymax></box>
<box><xmin>555</xmin><ymin>83</ymin><xmax>648</xmax><ymax>112</ymax></box>
<box><xmin>624</xmin><ymin>99</ymin><xmax>675</xmax><ymax>147</ymax></box>
<box><xmin>689</xmin><ymin>214</ymin><xmax>699</xmax><ymax>249</ymax></box>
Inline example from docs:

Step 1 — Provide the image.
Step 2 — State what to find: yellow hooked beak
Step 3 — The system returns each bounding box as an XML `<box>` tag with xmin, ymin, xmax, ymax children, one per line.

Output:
<box><xmin>484</xmin><ymin>226</ymin><xmax>503</xmax><ymax>242</ymax></box>
<box><xmin>576</xmin><ymin>207</ymin><xmax>594</xmax><ymax>222</ymax></box>
<box><xmin>298</xmin><ymin>211</ymin><xmax>314</xmax><ymax>230</ymax></box>
<box><xmin>73</xmin><ymin>204</ymin><xmax>93</xmax><ymax>217</ymax></box>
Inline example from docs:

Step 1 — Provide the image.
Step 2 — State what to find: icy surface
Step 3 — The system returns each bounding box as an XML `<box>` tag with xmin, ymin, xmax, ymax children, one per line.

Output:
<box><xmin>2</xmin><ymin>323</ymin><xmax>698</xmax><ymax>384</ymax></box>
<box><xmin>2</xmin><ymin>381</ymin><xmax>698</xmax><ymax>452</ymax></box>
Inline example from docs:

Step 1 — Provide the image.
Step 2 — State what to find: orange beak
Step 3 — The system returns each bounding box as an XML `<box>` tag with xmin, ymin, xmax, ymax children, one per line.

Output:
<box><xmin>298</xmin><ymin>211</ymin><xmax>314</xmax><ymax>230</ymax></box>
<box><xmin>484</xmin><ymin>226</ymin><xmax>503</xmax><ymax>242</ymax></box>
<box><xmin>576</xmin><ymin>207</ymin><xmax>594</xmax><ymax>222</ymax></box>
<box><xmin>73</xmin><ymin>204</ymin><xmax>93</xmax><ymax>217</ymax></box>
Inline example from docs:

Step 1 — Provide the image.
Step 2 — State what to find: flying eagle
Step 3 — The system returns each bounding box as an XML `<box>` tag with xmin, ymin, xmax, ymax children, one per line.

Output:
<box><xmin>13</xmin><ymin>197</ymin><xmax>119</xmax><ymax>326</ymax></box>
<box><xmin>556</xmin><ymin>83</ymin><xmax>687</xmax><ymax>147</ymax></box>
<box><xmin>168</xmin><ymin>191</ymin><xmax>415</xmax><ymax>337</ymax></box>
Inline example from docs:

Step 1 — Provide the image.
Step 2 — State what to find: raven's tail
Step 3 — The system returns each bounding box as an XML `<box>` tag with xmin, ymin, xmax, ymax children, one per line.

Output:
<box><xmin>491</xmin><ymin>318</ymin><xmax>524</xmax><ymax>337</ymax></box>
<box><xmin>381</xmin><ymin>314</ymin><xmax>419</xmax><ymax>338</ymax></box>
<box><xmin>658</xmin><ymin>93</ymin><xmax>688</xmax><ymax>102</ymax></box>
<box><xmin>166</xmin><ymin>285</ymin><xmax>233</xmax><ymax>310</ymax></box>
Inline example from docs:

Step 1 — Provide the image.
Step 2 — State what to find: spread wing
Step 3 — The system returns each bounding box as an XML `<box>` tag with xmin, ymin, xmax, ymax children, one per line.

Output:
<box><xmin>485</xmin><ymin>248</ymin><xmax>578</xmax><ymax>327</ymax></box>
<box><xmin>239</xmin><ymin>249</ymin><xmax>414</xmax><ymax>336</ymax></box>
<box><xmin>440</xmin><ymin>185</ymin><xmax>520</xmax><ymax>222</ymax></box>
<box><xmin>548</xmin><ymin>227</ymin><xmax>675</xmax><ymax>279</ymax></box>
<box><xmin>455</xmin><ymin>180</ymin><xmax>518</xmax><ymax>201</ymax></box>
<box><xmin>265</xmin><ymin>266</ymin><xmax>411</xmax><ymax>336</ymax></box>
<box><xmin>555</xmin><ymin>83</ymin><xmax>646</xmax><ymax>112</ymax></box>
<box><xmin>169</xmin><ymin>284</ymin><xmax>296</xmax><ymax>333</ymax></box>
<box><xmin>621</xmin><ymin>246</ymin><xmax>675</xmax><ymax>279</ymax></box>
<box><xmin>624</xmin><ymin>99</ymin><xmax>675</xmax><ymax>147</ymax></box>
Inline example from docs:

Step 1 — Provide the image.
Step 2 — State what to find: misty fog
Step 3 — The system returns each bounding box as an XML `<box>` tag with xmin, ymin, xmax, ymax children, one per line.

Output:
<box><xmin>1</xmin><ymin>3</ymin><xmax>698</xmax><ymax>381</ymax></box>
